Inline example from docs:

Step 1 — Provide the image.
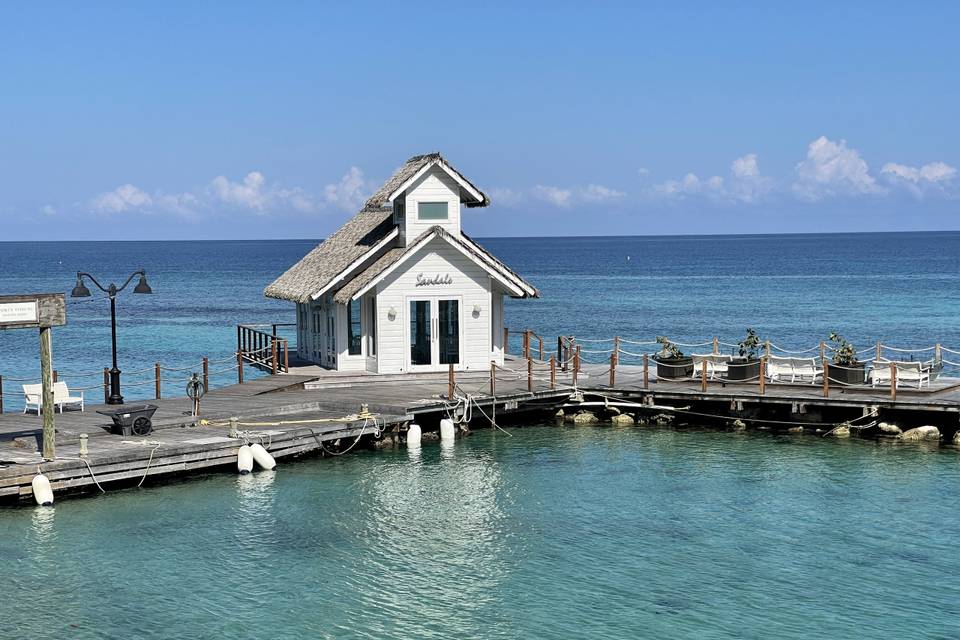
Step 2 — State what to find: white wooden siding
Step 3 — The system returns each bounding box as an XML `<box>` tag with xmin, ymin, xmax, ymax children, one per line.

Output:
<box><xmin>402</xmin><ymin>165</ymin><xmax>461</xmax><ymax>245</ymax></box>
<box><xmin>374</xmin><ymin>236</ymin><xmax>492</xmax><ymax>373</ymax></box>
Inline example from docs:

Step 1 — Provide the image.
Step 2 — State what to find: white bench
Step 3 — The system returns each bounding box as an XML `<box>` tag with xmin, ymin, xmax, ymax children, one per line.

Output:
<box><xmin>766</xmin><ymin>355</ymin><xmax>823</xmax><ymax>384</ymax></box>
<box><xmin>22</xmin><ymin>381</ymin><xmax>84</xmax><ymax>414</ymax></box>
<box><xmin>691</xmin><ymin>354</ymin><xmax>733</xmax><ymax>380</ymax></box>
<box><xmin>870</xmin><ymin>360</ymin><xmax>930</xmax><ymax>389</ymax></box>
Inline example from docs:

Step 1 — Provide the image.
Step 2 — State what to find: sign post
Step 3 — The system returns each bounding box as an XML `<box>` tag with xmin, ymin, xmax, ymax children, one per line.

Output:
<box><xmin>0</xmin><ymin>294</ymin><xmax>67</xmax><ymax>460</ymax></box>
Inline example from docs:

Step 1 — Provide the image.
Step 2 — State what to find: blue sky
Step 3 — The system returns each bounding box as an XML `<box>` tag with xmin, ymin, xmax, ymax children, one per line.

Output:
<box><xmin>1</xmin><ymin>2</ymin><xmax>958</xmax><ymax>240</ymax></box>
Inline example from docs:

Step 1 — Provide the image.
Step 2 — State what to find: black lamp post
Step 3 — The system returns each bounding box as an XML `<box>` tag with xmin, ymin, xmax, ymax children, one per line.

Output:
<box><xmin>71</xmin><ymin>269</ymin><xmax>153</xmax><ymax>405</ymax></box>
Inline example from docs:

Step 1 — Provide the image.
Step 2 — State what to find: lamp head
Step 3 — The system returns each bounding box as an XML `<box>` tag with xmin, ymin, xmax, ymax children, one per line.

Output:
<box><xmin>70</xmin><ymin>274</ymin><xmax>91</xmax><ymax>298</ymax></box>
<box><xmin>133</xmin><ymin>272</ymin><xmax>153</xmax><ymax>294</ymax></box>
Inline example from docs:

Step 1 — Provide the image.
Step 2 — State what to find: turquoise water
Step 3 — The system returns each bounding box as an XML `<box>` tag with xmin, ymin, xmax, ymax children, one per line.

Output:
<box><xmin>2</xmin><ymin>426</ymin><xmax>959</xmax><ymax>639</ymax></box>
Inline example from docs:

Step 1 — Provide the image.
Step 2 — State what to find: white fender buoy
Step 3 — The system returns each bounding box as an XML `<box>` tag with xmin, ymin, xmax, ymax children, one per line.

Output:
<box><xmin>250</xmin><ymin>443</ymin><xmax>276</xmax><ymax>470</ymax></box>
<box><xmin>32</xmin><ymin>473</ymin><xmax>54</xmax><ymax>507</ymax></box>
<box><xmin>237</xmin><ymin>445</ymin><xmax>254</xmax><ymax>475</ymax></box>
<box><xmin>407</xmin><ymin>423</ymin><xmax>422</xmax><ymax>447</ymax></box>
<box><xmin>440</xmin><ymin>418</ymin><xmax>456</xmax><ymax>441</ymax></box>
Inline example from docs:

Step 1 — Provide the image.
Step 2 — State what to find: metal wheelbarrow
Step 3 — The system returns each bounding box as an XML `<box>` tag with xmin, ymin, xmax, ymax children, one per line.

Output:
<box><xmin>96</xmin><ymin>404</ymin><xmax>158</xmax><ymax>436</ymax></box>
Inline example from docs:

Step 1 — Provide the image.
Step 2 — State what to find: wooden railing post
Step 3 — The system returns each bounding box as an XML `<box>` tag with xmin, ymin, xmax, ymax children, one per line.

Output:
<box><xmin>527</xmin><ymin>357</ymin><xmax>533</xmax><ymax>392</ymax></box>
<box><xmin>504</xmin><ymin>328</ymin><xmax>509</xmax><ymax>355</ymax></box>
<box><xmin>700</xmin><ymin>356</ymin><xmax>707</xmax><ymax>392</ymax></box>
<box><xmin>643</xmin><ymin>353</ymin><xmax>649</xmax><ymax>390</ymax></box>
<box><xmin>614</xmin><ymin>336</ymin><xmax>621</xmax><ymax>362</ymax></box>
<box><xmin>202</xmin><ymin>357</ymin><xmax>209</xmax><ymax>393</ymax></box>
<box><xmin>610</xmin><ymin>351</ymin><xmax>617</xmax><ymax>387</ymax></box>
<box><xmin>823</xmin><ymin>362</ymin><xmax>830</xmax><ymax>398</ymax></box>
<box><xmin>237</xmin><ymin>351</ymin><xmax>244</xmax><ymax>384</ymax></box>
<box><xmin>764</xmin><ymin>340</ymin><xmax>771</xmax><ymax>357</ymax></box>
<box><xmin>936</xmin><ymin>343</ymin><xmax>942</xmax><ymax>363</ymax></box>
<box><xmin>820</xmin><ymin>341</ymin><xmax>826</xmax><ymax>363</ymax></box>
<box><xmin>759</xmin><ymin>358</ymin><xmax>766</xmax><ymax>395</ymax></box>
<box><xmin>0</xmin><ymin>374</ymin><xmax>4</xmax><ymax>414</ymax></box>
<box><xmin>572</xmin><ymin>346</ymin><xmax>580</xmax><ymax>387</ymax></box>
<box><xmin>237</xmin><ymin>325</ymin><xmax>242</xmax><ymax>357</ymax></box>
<box><xmin>490</xmin><ymin>361</ymin><xmax>496</xmax><ymax>397</ymax></box>
<box><xmin>876</xmin><ymin>340</ymin><xmax>882</xmax><ymax>362</ymax></box>
<box><xmin>155</xmin><ymin>362</ymin><xmax>161</xmax><ymax>400</ymax></box>
<box><xmin>713</xmin><ymin>337</ymin><xmax>719</xmax><ymax>354</ymax></box>
<box><xmin>538</xmin><ymin>335</ymin><xmax>544</xmax><ymax>361</ymax></box>
<box><xmin>448</xmin><ymin>363</ymin><xmax>456</xmax><ymax>398</ymax></box>
<box><xmin>890</xmin><ymin>362</ymin><xmax>897</xmax><ymax>400</ymax></box>
<box><xmin>523</xmin><ymin>330</ymin><xmax>531</xmax><ymax>359</ymax></box>
<box><xmin>52</xmin><ymin>369</ymin><xmax>58</xmax><ymax>383</ymax></box>
<box><xmin>550</xmin><ymin>356</ymin><xmax>556</xmax><ymax>390</ymax></box>
<box><xmin>283</xmin><ymin>339</ymin><xmax>289</xmax><ymax>372</ymax></box>
<box><xmin>271</xmin><ymin>340</ymin><xmax>278</xmax><ymax>375</ymax></box>
<box><xmin>103</xmin><ymin>367</ymin><xmax>110</xmax><ymax>404</ymax></box>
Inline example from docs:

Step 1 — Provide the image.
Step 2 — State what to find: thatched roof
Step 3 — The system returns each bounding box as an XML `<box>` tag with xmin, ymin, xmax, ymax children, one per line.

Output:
<box><xmin>333</xmin><ymin>226</ymin><xmax>539</xmax><ymax>303</ymax></box>
<box><xmin>264</xmin><ymin>207</ymin><xmax>394</xmax><ymax>303</ymax></box>
<box><xmin>264</xmin><ymin>153</ymin><xmax>531</xmax><ymax>304</ymax></box>
<box><xmin>364</xmin><ymin>152</ymin><xmax>490</xmax><ymax>209</ymax></box>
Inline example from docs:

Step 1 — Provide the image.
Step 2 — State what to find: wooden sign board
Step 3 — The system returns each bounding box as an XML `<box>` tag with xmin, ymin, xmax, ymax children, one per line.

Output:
<box><xmin>0</xmin><ymin>294</ymin><xmax>66</xmax><ymax>329</ymax></box>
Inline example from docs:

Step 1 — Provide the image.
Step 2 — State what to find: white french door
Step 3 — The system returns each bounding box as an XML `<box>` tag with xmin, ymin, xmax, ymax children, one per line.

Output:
<box><xmin>408</xmin><ymin>296</ymin><xmax>461</xmax><ymax>371</ymax></box>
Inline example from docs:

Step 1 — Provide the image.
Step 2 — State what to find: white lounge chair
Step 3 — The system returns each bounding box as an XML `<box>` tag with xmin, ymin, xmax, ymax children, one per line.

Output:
<box><xmin>53</xmin><ymin>381</ymin><xmax>84</xmax><ymax>412</ymax></box>
<box><xmin>870</xmin><ymin>360</ymin><xmax>930</xmax><ymax>389</ymax></box>
<box><xmin>22</xmin><ymin>381</ymin><xmax>84</xmax><ymax>414</ymax></box>
<box><xmin>691</xmin><ymin>354</ymin><xmax>732</xmax><ymax>380</ymax></box>
<box><xmin>766</xmin><ymin>355</ymin><xmax>823</xmax><ymax>384</ymax></box>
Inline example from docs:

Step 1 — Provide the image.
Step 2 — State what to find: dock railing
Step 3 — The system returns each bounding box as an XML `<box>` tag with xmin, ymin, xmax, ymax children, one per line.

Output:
<box><xmin>237</xmin><ymin>323</ymin><xmax>294</xmax><ymax>374</ymax></box>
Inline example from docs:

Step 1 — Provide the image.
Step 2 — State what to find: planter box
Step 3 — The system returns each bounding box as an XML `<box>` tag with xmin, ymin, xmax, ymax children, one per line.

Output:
<box><xmin>828</xmin><ymin>363</ymin><xmax>866</xmax><ymax>385</ymax></box>
<box><xmin>655</xmin><ymin>357</ymin><xmax>693</xmax><ymax>380</ymax></box>
<box><xmin>727</xmin><ymin>358</ymin><xmax>761</xmax><ymax>381</ymax></box>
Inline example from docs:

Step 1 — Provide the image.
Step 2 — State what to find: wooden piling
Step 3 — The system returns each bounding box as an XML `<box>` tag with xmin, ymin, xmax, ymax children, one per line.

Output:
<box><xmin>202</xmin><ymin>357</ymin><xmax>209</xmax><ymax>393</ymax></box>
<box><xmin>103</xmin><ymin>367</ymin><xmax>110</xmax><ymax>404</ymax></box>
<box><xmin>820</xmin><ymin>341</ymin><xmax>826</xmax><ymax>363</ymax></box>
<box><xmin>550</xmin><ymin>356</ymin><xmax>556</xmax><ymax>389</ymax></box>
<box><xmin>823</xmin><ymin>363</ymin><xmax>830</xmax><ymax>398</ymax></box>
<box><xmin>890</xmin><ymin>362</ymin><xmax>897</xmax><ymax>400</ymax></box>
<box><xmin>759</xmin><ymin>358</ymin><xmax>766</xmax><ymax>395</ymax></box>
<box><xmin>538</xmin><ymin>335</ymin><xmax>544</xmax><ymax>361</ymax></box>
<box><xmin>155</xmin><ymin>363</ymin><xmax>162</xmax><ymax>400</ymax></box>
<box><xmin>713</xmin><ymin>337</ymin><xmax>719</xmax><ymax>354</ymax></box>
<box><xmin>527</xmin><ymin>358</ymin><xmax>533</xmax><ymax>392</ymax></box>
<box><xmin>490</xmin><ymin>361</ymin><xmax>496</xmax><ymax>396</ymax></box>
<box><xmin>573</xmin><ymin>346</ymin><xmax>580</xmax><ymax>387</ymax></box>
<box><xmin>52</xmin><ymin>369</ymin><xmax>58</xmax><ymax>383</ymax></box>
<box><xmin>876</xmin><ymin>340</ymin><xmax>882</xmax><ymax>361</ymax></box>
<box><xmin>610</xmin><ymin>351</ymin><xmax>617</xmax><ymax>387</ymax></box>
<box><xmin>448</xmin><ymin>363</ymin><xmax>455</xmax><ymax>398</ymax></box>
<box><xmin>700</xmin><ymin>357</ymin><xmax>707</xmax><ymax>392</ymax></box>
<box><xmin>643</xmin><ymin>354</ymin><xmax>649</xmax><ymax>390</ymax></box>
<box><xmin>0</xmin><ymin>374</ymin><xmax>4</xmax><ymax>414</ymax></box>
<box><xmin>237</xmin><ymin>351</ymin><xmax>244</xmax><ymax>384</ymax></box>
<box><xmin>271</xmin><ymin>340</ymin><xmax>278</xmax><ymax>375</ymax></box>
<box><xmin>40</xmin><ymin>327</ymin><xmax>55</xmax><ymax>460</ymax></box>
<box><xmin>764</xmin><ymin>340</ymin><xmax>771</xmax><ymax>357</ymax></box>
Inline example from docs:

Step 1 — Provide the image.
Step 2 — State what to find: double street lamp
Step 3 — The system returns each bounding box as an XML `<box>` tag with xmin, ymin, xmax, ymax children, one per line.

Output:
<box><xmin>71</xmin><ymin>270</ymin><xmax>153</xmax><ymax>405</ymax></box>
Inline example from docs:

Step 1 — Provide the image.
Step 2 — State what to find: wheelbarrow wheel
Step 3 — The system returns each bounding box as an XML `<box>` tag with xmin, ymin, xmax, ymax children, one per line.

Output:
<box><xmin>132</xmin><ymin>417</ymin><xmax>153</xmax><ymax>436</ymax></box>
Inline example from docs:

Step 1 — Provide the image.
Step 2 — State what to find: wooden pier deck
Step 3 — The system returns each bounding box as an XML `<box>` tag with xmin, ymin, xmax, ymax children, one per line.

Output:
<box><xmin>2</xmin><ymin>355</ymin><xmax>959</xmax><ymax>504</ymax></box>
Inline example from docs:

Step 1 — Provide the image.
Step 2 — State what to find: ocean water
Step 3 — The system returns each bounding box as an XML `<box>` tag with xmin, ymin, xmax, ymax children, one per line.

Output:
<box><xmin>2</xmin><ymin>426</ymin><xmax>959</xmax><ymax>639</ymax></box>
<box><xmin>2</xmin><ymin>232</ymin><xmax>959</xmax><ymax>409</ymax></box>
<box><xmin>2</xmin><ymin>233</ymin><xmax>960</xmax><ymax>638</ymax></box>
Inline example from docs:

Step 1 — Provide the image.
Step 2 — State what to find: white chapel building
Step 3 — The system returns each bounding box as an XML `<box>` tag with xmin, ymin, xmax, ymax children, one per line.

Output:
<box><xmin>265</xmin><ymin>153</ymin><xmax>539</xmax><ymax>373</ymax></box>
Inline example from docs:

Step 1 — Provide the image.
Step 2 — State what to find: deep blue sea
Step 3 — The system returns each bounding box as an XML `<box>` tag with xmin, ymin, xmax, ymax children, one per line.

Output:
<box><xmin>2</xmin><ymin>233</ymin><xmax>960</xmax><ymax>639</ymax></box>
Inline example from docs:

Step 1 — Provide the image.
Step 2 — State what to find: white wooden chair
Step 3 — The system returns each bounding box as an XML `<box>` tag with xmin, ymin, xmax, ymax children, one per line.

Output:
<box><xmin>691</xmin><ymin>354</ymin><xmax>732</xmax><ymax>379</ymax></box>
<box><xmin>766</xmin><ymin>355</ymin><xmax>822</xmax><ymax>384</ymax></box>
<box><xmin>22</xmin><ymin>384</ymin><xmax>42</xmax><ymax>414</ymax></box>
<box><xmin>870</xmin><ymin>360</ymin><xmax>930</xmax><ymax>389</ymax></box>
<box><xmin>53</xmin><ymin>381</ymin><xmax>84</xmax><ymax>412</ymax></box>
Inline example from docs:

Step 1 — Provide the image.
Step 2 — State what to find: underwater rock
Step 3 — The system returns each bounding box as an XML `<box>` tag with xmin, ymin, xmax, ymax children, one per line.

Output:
<box><xmin>900</xmin><ymin>426</ymin><xmax>940</xmax><ymax>442</ymax></box>
<box><xmin>652</xmin><ymin>413</ymin><xmax>674</xmax><ymax>426</ymax></box>
<box><xmin>827</xmin><ymin>424</ymin><xmax>851</xmax><ymax>438</ymax></box>
<box><xmin>728</xmin><ymin>419</ymin><xmax>747</xmax><ymax>432</ymax></box>
<box><xmin>787</xmin><ymin>426</ymin><xmax>804</xmax><ymax>434</ymax></box>
<box><xmin>421</xmin><ymin>431</ymin><xmax>441</xmax><ymax>442</ymax></box>
<box><xmin>953</xmin><ymin>431</ymin><xmax>960</xmax><ymax>445</ymax></box>
<box><xmin>573</xmin><ymin>411</ymin><xmax>600</xmax><ymax>425</ymax></box>
<box><xmin>877</xmin><ymin>422</ymin><xmax>902</xmax><ymax>436</ymax></box>
<box><xmin>610</xmin><ymin>413</ymin><xmax>635</xmax><ymax>427</ymax></box>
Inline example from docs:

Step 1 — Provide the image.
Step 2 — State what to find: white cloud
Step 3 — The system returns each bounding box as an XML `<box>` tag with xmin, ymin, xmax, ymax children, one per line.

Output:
<box><xmin>582</xmin><ymin>184</ymin><xmax>626</xmax><ymax>202</ymax></box>
<box><xmin>487</xmin><ymin>187</ymin><xmax>526</xmax><ymax>207</ymax></box>
<box><xmin>637</xmin><ymin>167</ymin><xmax>651</xmax><ymax>177</ymax></box>
<box><xmin>41</xmin><ymin>205</ymin><xmax>56</xmax><ymax>216</ymax></box>
<box><xmin>881</xmin><ymin>161</ymin><xmax>957</xmax><ymax>197</ymax></box>
<box><xmin>532</xmin><ymin>183</ymin><xmax>624</xmax><ymax>208</ymax></box>
<box><xmin>653</xmin><ymin>153</ymin><xmax>773</xmax><ymax>203</ymax></box>
<box><xmin>210</xmin><ymin>171</ymin><xmax>267</xmax><ymax>210</ymax></box>
<box><xmin>792</xmin><ymin>136</ymin><xmax>883</xmax><ymax>200</ymax></box>
<box><xmin>534</xmin><ymin>185</ymin><xmax>573</xmax><ymax>207</ymax></box>
<box><xmin>324</xmin><ymin>166</ymin><xmax>371</xmax><ymax>212</ymax></box>
<box><xmin>91</xmin><ymin>184</ymin><xmax>154</xmax><ymax>213</ymax></box>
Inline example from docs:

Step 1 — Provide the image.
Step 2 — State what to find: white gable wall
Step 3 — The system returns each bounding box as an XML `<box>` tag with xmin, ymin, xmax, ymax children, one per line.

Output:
<box><xmin>401</xmin><ymin>165</ymin><xmax>461</xmax><ymax>245</ymax></box>
<box><xmin>374</xmin><ymin>236</ymin><xmax>492</xmax><ymax>373</ymax></box>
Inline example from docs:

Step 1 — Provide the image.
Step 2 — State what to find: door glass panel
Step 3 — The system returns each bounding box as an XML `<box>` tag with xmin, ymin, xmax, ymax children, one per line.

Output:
<box><xmin>438</xmin><ymin>299</ymin><xmax>459</xmax><ymax>365</ymax></box>
<box><xmin>410</xmin><ymin>300</ymin><xmax>432</xmax><ymax>366</ymax></box>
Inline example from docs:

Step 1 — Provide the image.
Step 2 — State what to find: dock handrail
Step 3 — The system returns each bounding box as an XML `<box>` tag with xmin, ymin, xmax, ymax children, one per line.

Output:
<box><xmin>237</xmin><ymin>323</ymin><xmax>293</xmax><ymax>374</ymax></box>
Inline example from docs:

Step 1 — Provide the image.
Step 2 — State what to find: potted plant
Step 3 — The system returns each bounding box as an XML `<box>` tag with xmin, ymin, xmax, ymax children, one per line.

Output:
<box><xmin>653</xmin><ymin>336</ymin><xmax>693</xmax><ymax>380</ymax></box>
<box><xmin>827</xmin><ymin>332</ymin><xmax>866</xmax><ymax>385</ymax></box>
<box><xmin>727</xmin><ymin>328</ymin><xmax>763</xmax><ymax>381</ymax></box>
